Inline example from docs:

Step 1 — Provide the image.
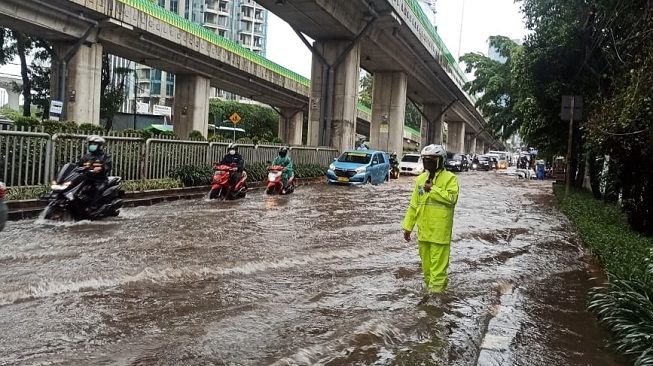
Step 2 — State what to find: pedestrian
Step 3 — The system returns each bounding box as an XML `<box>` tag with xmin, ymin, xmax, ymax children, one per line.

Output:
<box><xmin>402</xmin><ymin>144</ymin><xmax>459</xmax><ymax>301</ymax></box>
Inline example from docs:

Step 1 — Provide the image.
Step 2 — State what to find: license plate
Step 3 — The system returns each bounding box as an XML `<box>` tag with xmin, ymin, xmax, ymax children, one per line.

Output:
<box><xmin>337</xmin><ymin>177</ymin><xmax>349</xmax><ymax>182</ymax></box>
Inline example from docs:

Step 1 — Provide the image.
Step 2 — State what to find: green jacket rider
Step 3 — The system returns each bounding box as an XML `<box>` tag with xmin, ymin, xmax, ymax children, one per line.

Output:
<box><xmin>271</xmin><ymin>147</ymin><xmax>294</xmax><ymax>189</ymax></box>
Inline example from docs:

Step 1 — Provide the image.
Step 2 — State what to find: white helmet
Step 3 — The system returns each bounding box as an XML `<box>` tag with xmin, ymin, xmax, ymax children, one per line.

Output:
<box><xmin>87</xmin><ymin>135</ymin><xmax>106</xmax><ymax>144</ymax></box>
<box><xmin>420</xmin><ymin>144</ymin><xmax>446</xmax><ymax>158</ymax></box>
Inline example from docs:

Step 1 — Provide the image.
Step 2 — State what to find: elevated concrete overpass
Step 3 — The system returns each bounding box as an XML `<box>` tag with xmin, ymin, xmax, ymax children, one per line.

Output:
<box><xmin>0</xmin><ymin>0</ymin><xmax>498</xmax><ymax>153</ymax></box>
<box><xmin>0</xmin><ymin>74</ymin><xmax>22</xmax><ymax>110</ymax></box>
<box><xmin>258</xmin><ymin>0</ymin><xmax>500</xmax><ymax>154</ymax></box>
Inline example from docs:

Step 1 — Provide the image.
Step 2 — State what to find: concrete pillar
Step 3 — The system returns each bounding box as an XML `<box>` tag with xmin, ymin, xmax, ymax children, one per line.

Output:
<box><xmin>51</xmin><ymin>43</ymin><xmax>103</xmax><ymax>124</ymax></box>
<box><xmin>477</xmin><ymin>140</ymin><xmax>485</xmax><ymax>154</ymax></box>
<box><xmin>173</xmin><ymin>74</ymin><xmax>210</xmax><ymax>138</ymax></box>
<box><xmin>370</xmin><ymin>71</ymin><xmax>407</xmax><ymax>156</ymax></box>
<box><xmin>278</xmin><ymin>109</ymin><xmax>304</xmax><ymax>146</ymax></box>
<box><xmin>6</xmin><ymin>90</ymin><xmax>20</xmax><ymax>110</ymax></box>
<box><xmin>447</xmin><ymin>121</ymin><xmax>465</xmax><ymax>154</ymax></box>
<box><xmin>467</xmin><ymin>134</ymin><xmax>477</xmax><ymax>154</ymax></box>
<box><xmin>420</xmin><ymin>103</ymin><xmax>444</xmax><ymax>148</ymax></box>
<box><xmin>308</xmin><ymin>40</ymin><xmax>361</xmax><ymax>151</ymax></box>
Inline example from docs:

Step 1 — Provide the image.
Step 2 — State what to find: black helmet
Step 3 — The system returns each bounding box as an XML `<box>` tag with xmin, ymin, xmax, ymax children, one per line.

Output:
<box><xmin>279</xmin><ymin>146</ymin><xmax>289</xmax><ymax>157</ymax></box>
<box><xmin>227</xmin><ymin>143</ymin><xmax>238</xmax><ymax>151</ymax></box>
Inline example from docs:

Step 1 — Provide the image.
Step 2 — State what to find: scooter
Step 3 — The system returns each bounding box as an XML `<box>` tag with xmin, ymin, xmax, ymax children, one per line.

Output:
<box><xmin>209</xmin><ymin>163</ymin><xmax>247</xmax><ymax>200</ymax></box>
<box><xmin>42</xmin><ymin>163</ymin><xmax>123</xmax><ymax>220</ymax></box>
<box><xmin>266</xmin><ymin>165</ymin><xmax>295</xmax><ymax>195</ymax></box>
<box><xmin>390</xmin><ymin>161</ymin><xmax>400</xmax><ymax>179</ymax></box>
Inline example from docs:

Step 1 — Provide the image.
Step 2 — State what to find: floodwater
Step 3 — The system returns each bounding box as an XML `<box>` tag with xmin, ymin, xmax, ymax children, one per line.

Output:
<box><xmin>0</xmin><ymin>172</ymin><xmax>624</xmax><ymax>365</ymax></box>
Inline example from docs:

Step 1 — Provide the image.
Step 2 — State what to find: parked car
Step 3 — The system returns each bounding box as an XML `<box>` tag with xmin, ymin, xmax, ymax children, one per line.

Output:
<box><xmin>399</xmin><ymin>153</ymin><xmax>424</xmax><ymax>175</ymax></box>
<box><xmin>445</xmin><ymin>153</ymin><xmax>469</xmax><ymax>172</ymax></box>
<box><xmin>326</xmin><ymin>150</ymin><xmax>390</xmax><ymax>185</ymax></box>
<box><xmin>474</xmin><ymin>155</ymin><xmax>491</xmax><ymax>171</ymax></box>
<box><xmin>0</xmin><ymin>181</ymin><xmax>7</xmax><ymax>232</ymax></box>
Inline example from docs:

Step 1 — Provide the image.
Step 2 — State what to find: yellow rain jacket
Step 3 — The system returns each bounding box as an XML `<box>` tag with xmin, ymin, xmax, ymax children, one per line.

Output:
<box><xmin>402</xmin><ymin>169</ymin><xmax>459</xmax><ymax>244</ymax></box>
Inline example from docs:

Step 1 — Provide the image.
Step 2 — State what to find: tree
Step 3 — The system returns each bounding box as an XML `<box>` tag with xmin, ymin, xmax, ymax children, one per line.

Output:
<box><xmin>359</xmin><ymin>73</ymin><xmax>373</xmax><ymax>108</ymax></box>
<box><xmin>100</xmin><ymin>54</ymin><xmax>130</xmax><ymax>130</ymax></box>
<box><xmin>208</xmin><ymin>100</ymin><xmax>278</xmax><ymax>141</ymax></box>
<box><xmin>11</xmin><ymin>31</ymin><xmax>31</xmax><ymax>117</ymax></box>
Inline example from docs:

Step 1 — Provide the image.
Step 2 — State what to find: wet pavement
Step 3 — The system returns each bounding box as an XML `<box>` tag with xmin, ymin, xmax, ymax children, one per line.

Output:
<box><xmin>0</xmin><ymin>172</ymin><xmax>623</xmax><ymax>365</ymax></box>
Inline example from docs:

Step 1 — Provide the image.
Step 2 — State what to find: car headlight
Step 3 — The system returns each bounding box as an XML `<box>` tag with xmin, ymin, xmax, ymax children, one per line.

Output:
<box><xmin>355</xmin><ymin>166</ymin><xmax>366</xmax><ymax>174</ymax></box>
<box><xmin>329</xmin><ymin>164</ymin><xmax>336</xmax><ymax>171</ymax></box>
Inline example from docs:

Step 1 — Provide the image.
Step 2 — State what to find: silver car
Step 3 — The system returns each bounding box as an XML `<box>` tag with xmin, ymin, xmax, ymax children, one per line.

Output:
<box><xmin>0</xmin><ymin>181</ymin><xmax>6</xmax><ymax>231</ymax></box>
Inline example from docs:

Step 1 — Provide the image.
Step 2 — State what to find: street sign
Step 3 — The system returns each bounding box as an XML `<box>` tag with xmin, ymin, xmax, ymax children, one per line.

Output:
<box><xmin>561</xmin><ymin>95</ymin><xmax>583</xmax><ymax>121</ymax></box>
<box><xmin>153</xmin><ymin>104</ymin><xmax>172</xmax><ymax>117</ymax></box>
<box><xmin>49</xmin><ymin>100</ymin><xmax>63</xmax><ymax>121</ymax></box>
<box><xmin>229</xmin><ymin>112</ymin><xmax>242</xmax><ymax>124</ymax></box>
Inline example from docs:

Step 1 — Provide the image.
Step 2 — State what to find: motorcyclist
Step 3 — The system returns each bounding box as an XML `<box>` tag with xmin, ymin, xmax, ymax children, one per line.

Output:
<box><xmin>218</xmin><ymin>143</ymin><xmax>245</xmax><ymax>190</ymax></box>
<box><xmin>389</xmin><ymin>151</ymin><xmax>400</xmax><ymax>177</ymax></box>
<box><xmin>271</xmin><ymin>147</ymin><xmax>294</xmax><ymax>193</ymax></box>
<box><xmin>76</xmin><ymin>135</ymin><xmax>112</xmax><ymax>212</ymax></box>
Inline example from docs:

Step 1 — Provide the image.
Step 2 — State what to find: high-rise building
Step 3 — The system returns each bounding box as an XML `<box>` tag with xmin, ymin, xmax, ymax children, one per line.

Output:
<box><xmin>115</xmin><ymin>0</ymin><xmax>269</xmax><ymax>114</ymax></box>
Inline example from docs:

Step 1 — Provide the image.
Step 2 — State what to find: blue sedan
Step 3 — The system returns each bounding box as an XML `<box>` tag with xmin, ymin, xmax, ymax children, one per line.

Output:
<box><xmin>326</xmin><ymin>150</ymin><xmax>390</xmax><ymax>185</ymax></box>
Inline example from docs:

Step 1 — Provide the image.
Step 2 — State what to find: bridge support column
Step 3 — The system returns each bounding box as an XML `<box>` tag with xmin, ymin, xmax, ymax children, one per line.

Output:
<box><xmin>370</xmin><ymin>71</ymin><xmax>407</xmax><ymax>156</ymax></box>
<box><xmin>477</xmin><ymin>140</ymin><xmax>485</xmax><ymax>154</ymax></box>
<box><xmin>467</xmin><ymin>134</ymin><xmax>477</xmax><ymax>154</ymax></box>
<box><xmin>173</xmin><ymin>75</ymin><xmax>210</xmax><ymax>138</ymax></box>
<box><xmin>420</xmin><ymin>103</ymin><xmax>444</xmax><ymax>147</ymax></box>
<box><xmin>447</xmin><ymin>121</ymin><xmax>465</xmax><ymax>154</ymax></box>
<box><xmin>278</xmin><ymin>109</ymin><xmax>304</xmax><ymax>145</ymax></box>
<box><xmin>308</xmin><ymin>40</ymin><xmax>361</xmax><ymax>151</ymax></box>
<box><xmin>6</xmin><ymin>91</ymin><xmax>20</xmax><ymax>110</ymax></box>
<box><xmin>51</xmin><ymin>43</ymin><xmax>103</xmax><ymax>124</ymax></box>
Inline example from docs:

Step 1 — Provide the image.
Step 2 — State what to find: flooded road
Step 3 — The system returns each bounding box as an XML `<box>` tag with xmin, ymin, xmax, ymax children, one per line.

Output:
<box><xmin>0</xmin><ymin>172</ymin><xmax>623</xmax><ymax>365</ymax></box>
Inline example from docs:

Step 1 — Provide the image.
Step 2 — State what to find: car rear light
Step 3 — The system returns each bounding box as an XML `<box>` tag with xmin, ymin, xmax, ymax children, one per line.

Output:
<box><xmin>0</xmin><ymin>182</ymin><xmax>6</xmax><ymax>199</ymax></box>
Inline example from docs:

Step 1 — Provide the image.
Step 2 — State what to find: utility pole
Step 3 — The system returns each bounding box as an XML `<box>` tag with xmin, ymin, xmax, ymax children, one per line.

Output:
<box><xmin>564</xmin><ymin>97</ymin><xmax>574</xmax><ymax>198</ymax></box>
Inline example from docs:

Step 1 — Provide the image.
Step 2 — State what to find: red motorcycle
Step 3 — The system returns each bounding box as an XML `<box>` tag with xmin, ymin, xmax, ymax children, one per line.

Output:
<box><xmin>209</xmin><ymin>163</ymin><xmax>247</xmax><ymax>200</ymax></box>
<box><xmin>266</xmin><ymin>165</ymin><xmax>295</xmax><ymax>195</ymax></box>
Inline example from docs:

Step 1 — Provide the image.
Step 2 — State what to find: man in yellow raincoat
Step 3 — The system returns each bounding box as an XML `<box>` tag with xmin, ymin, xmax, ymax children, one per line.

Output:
<box><xmin>402</xmin><ymin>144</ymin><xmax>459</xmax><ymax>296</ymax></box>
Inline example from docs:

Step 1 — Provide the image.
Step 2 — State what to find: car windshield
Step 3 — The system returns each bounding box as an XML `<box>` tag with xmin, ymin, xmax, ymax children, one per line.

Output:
<box><xmin>478</xmin><ymin>156</ymin><xmax>489</xmax><ymax>161</ymax></box>
<box><xmin>452</xmin><ymin>154</ymin><xmax>463</xmax><ymax>161</ymax></box>
<box><xmin>401</xmin><ymin>155</ymin><xmax>419</xmax><ymax>163</ymax></box>
<box><xmin>338</xmin><ymin>152</ymin><xmax>371</xmax><ymax>164</ymax></box>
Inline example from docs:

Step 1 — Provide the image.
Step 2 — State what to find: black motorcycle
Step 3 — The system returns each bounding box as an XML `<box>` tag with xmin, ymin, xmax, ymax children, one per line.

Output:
<box><xmin>389</xmin><ymin>158</ymin><xmax>400</xmax><ymax>179</ymax></box>
<box><xmin>42</xmin><ymin>163</ymin><xmax>124</xmax><ymax>220</ymax></box>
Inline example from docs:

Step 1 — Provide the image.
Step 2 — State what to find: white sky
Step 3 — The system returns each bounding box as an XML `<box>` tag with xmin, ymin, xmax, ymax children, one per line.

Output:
<box><xmin>1</xmin><ymin>0</ymin><xmax>528</xmax><ymax>80</ymax></box>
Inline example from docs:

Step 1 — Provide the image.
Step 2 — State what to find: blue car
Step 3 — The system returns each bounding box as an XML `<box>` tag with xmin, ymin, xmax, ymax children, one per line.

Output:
<box><xmin>326</xmin><ymin>150</ymin><xmax>390</xmax><ymax>185</ymax></box>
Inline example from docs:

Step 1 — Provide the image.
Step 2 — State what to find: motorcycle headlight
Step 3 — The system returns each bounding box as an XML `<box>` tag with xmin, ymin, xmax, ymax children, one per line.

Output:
<box><xmin>355</xmin><ymin>166</ymin><xmax>366</xmax><ymax>174</ymax></box>
<box><xmin>329</xmin><ymin>164</ymin><xmax>336</xmax><ymax>171</ymax></box>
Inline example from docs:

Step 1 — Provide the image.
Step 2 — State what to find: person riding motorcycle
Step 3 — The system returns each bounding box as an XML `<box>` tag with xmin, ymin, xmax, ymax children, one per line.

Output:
<box><xmin>389</xmin><ymin>151</ymin><xmax>400</xmax><ymax>178</ymax></box>
<box><xmin>76</xmin><ymin>135</ymin><xmax>112</xmax><ymax>212</ymax></box>
<box><xmin>218</xmin><ymin>143</ymin><xmax>245</xmax><ymax>190</ymax></box>
<box><xmin>271</xmin><ymin>147</ymin><xmax>294</xmax><ymax>193</ymax></box>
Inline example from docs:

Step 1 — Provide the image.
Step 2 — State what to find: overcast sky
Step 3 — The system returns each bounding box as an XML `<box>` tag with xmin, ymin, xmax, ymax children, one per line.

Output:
<box><xmin>267</xmin><ymin>0</ymin><xmax>529</xmax><ymax>78</ymax></box>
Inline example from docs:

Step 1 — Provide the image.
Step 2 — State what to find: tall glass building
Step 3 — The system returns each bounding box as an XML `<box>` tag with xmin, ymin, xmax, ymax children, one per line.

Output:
<box><xmin>115</xmin><ymin>0</ymin><xmax>269</xmax><ymax>113</ymax></box>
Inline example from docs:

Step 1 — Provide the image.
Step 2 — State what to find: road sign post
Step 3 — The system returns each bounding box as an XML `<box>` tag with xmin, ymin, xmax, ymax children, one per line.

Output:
<box><xmin>561</xmin><ymin>96</ymin><xmax>583</xmax><ymax>198</ymax></box>
<box><xmin>228</xmin><ymin>112</ymin><xmax>241</xmax><ymax>142</ymax></box>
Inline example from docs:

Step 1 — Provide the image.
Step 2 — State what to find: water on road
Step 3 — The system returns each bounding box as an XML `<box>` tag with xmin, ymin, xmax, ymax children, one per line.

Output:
<box><xmin>0</xmin><ymin>172</ymin><xmax>623</xmax><ymax>365</ymax></box>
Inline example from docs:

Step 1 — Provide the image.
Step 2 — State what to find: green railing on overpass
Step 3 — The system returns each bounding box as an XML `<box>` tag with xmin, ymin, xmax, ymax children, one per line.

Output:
<box><xmin>119</xmin><ymin>0</ymin><xmax>311</xmax><ymax>87</ymax></box>
<box><xmin>117</xmin><ymin>0</ymin><xmax>456</xmax><ymax>129</ymax></box>
<box><xmin>403</xmin><ymin>0</ymin><xmax>469</xmax><ymax>90</ymax></box>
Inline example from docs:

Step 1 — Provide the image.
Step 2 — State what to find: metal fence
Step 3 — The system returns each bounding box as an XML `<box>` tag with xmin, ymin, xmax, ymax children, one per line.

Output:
<box><xmin>0</xmin><ymin>130</ymin><xmax>339</xmax><ymax>187</ymax></box>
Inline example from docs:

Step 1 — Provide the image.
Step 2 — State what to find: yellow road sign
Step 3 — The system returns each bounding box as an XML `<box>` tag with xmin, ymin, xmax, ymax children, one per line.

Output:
<box><xmin>229</xmin><ymin>112</ymin><xmax>242</xmax><ymax>124</ymax></box>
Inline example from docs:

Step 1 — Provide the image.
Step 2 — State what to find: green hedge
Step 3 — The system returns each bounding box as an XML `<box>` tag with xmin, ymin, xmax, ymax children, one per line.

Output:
<box><xmin>167</xmin><ymin>163</ymin><xmax>327</xmax><ymax>187</ymax></box>
<box><xmin>554</xmin><ymin>185</ymin><xmax>653</xmax><ymax>365</ymax></box>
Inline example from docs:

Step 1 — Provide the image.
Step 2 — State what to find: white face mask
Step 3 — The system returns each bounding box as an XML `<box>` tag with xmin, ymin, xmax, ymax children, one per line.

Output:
<box><xmin>229</xmin><ymin>150</ymin><xmax>236</xmax><ymax>155</ymax></box>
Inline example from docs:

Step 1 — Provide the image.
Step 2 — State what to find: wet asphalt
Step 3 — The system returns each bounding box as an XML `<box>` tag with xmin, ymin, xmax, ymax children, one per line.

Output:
<box><xmin>0</xmin><ymin>172</ymin><xmax>623</xmax><ymax>365</ymax></box>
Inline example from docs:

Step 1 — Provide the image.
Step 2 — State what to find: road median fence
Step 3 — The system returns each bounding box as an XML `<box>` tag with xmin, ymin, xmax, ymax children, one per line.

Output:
<box><xmin>1</xmin><ymin>128</ymin><xmax>338</xmax><ymax>189</ymax></box>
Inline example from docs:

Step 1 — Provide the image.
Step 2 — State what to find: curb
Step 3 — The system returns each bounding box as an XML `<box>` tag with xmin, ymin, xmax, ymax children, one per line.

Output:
<box><xmin>6</xmin><ymin>177</ymin><xmax>324</xmax><ymax>221</ymax></box>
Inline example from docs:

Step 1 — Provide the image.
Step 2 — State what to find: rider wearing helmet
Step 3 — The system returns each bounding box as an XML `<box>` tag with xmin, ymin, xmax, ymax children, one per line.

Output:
<box><xmin>77</xmin><ymin>135</ymin><xmax>112</xmax><ymax>211</ymax></box>
<box><xmin>389</xmin><ymin>151</ymin><xmax>399</xmax><ymax>166</ymax></box>
<box><xmin>219</xmin><ymin>143</ymin><xmax>245</xmax><ymax>187</ymax></box>
<box><xmin>271</xmin><ymin>146</ymin><xmax>294</xmax><ymax>193</ymax></box>
<box><xmin>401</xmin><ymin>144</ymin><xmax>459</xmax><ymax>298</ymax></box>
